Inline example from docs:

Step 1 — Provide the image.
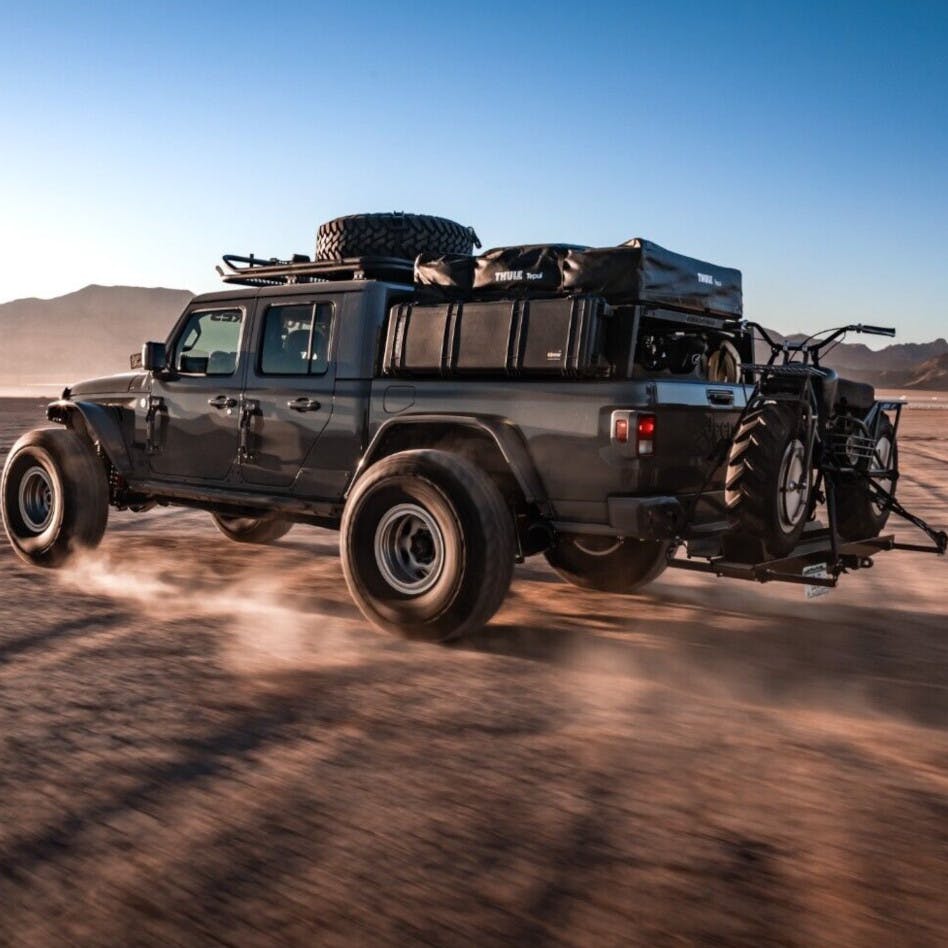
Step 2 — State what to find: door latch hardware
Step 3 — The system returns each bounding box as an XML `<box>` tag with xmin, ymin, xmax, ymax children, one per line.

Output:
<box><xmin>238</xmin><ymin>398</ymin><xmax>260</xmax><ymax>463</ymax></box>
<box><xmin>145</xmin><ymin>396</ymin><xmax>166</xmax><ymax>455</ymax></box>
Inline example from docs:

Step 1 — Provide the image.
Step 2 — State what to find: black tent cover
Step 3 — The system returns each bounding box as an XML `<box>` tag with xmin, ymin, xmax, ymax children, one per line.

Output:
<box><xmin>415</xmin><ymin>238</ymin><xmax>742</xmax><ymax>318</ymax></box>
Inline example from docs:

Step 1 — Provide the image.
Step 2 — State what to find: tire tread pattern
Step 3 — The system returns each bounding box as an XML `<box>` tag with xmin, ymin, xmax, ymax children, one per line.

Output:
<box><xmin>316</xmin><ymin>213</ymin><xmax>477</xmax><ymax>261</ymax></box>
<box><xmin>1</xmin><ymin>427</ymin><xmax>109</xmax><ymax>568</ymax></box>
<box><xmin>725</xmin><ymin>402</ymin><xmax>807</xmax><ymax>557</ymax></box>
<box><xmin>544</xmin><ymin>537</ymin><xmax>669</xmax><ymax>594</ymax></box>
<box><xmin>212</xmin><ymin>514</ymin><xmax>293</xmax><ymax>545</ymax></box>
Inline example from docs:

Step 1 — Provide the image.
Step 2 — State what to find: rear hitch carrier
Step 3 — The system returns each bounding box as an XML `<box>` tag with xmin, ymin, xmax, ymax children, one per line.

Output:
<box><xmin>666</xmin><ymin>531</ymin><xmax>900</xmax><ymax>589</ymax></box>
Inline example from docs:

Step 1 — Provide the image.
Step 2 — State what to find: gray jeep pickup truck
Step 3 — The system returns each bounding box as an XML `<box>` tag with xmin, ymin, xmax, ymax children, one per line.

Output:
<box><xmin>4</xmin><ymin>213</ymin><xmax>941</xmax><ymax>641</ymax></box>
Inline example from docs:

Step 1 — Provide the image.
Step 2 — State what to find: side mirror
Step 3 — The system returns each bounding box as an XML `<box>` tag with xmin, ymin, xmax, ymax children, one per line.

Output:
<box><xmin>140</xmin><ymin>342</ymin><xmax>167</xmax><ymax>372</ymax></box>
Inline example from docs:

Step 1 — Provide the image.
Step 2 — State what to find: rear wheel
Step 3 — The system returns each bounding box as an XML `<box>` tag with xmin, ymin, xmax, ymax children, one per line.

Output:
<box><xmin>211</xmin><ymin>513</ymin><xmax>293</xmax><ymax>545</ymax></box>
<box><xmin>725</xmin><ymin>402</ymin><xmax>814</xmax><ymax>558</ymax></box>
<box><xmin>834</xmin><ymin>416</ymin><xmax>897</xmax><ymax>540</ymax></box>
<box><xmin>544</xmin><ymin>534</ymin><xmax>669</xmax><ymax>593</ymax></box>
<box><xmin>1</xmin><ymin>427</ymin><xmax>109</xmax><ymax>568</ymax></box>
<box><xmin>341</xmin><ymin>450</ymin><xmax>514</xmax><ymax>642</ymax></box>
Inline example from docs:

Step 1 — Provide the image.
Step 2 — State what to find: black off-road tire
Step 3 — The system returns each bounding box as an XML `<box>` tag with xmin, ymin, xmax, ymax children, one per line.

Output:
<box><xmin>211</xmin><ymin>513</ymin><xmax>293</xmax><ymax>545</ymax></box>
<box><xmin>341</xmin><ymin>449</ymin><xmax>515</xmax><ymax>642</ymax></box>
<box><xmin>1</xmin><ymin>427</ymin><xmax>109</xmax><ymax>568</ymax></box>
<box><xmin>725</xmin><ymin>401</ymin><xmax>813</xmax><ymax>558</ymax></box>
<box><xmin>544</xmin><ymin>535</ymin><xmax>670</xmax><ymax>594</ymax></box>
<box><xmin>834</xmin><ymin>417</ymin><xmax>897</xmax><ymax>541</ymax></box>
<box><xmin>316</xmin><ymin>213</ymin><xmax>480</xmax><ymax>261</ymax></box>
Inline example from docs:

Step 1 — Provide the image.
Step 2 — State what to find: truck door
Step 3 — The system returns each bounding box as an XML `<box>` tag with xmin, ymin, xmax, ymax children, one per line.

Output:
<box><xmin>238</xmin><ymin>295</ymin><xmax>337</xmax><ymax>490</ymax></box>
<box><xmin>149</xmin><ymin>304</ymin><xmax>247</xmax><ymax>481</ymax></box>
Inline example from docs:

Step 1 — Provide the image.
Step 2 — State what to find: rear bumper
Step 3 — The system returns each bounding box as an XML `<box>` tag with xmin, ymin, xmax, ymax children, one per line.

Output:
<box><xmin>607</xmin><ymin>495</ymin><xmax>683</xmax><ymax>540</ymax></box>
<box><xmin>553</xmin><ymin>490</ymin><xmax>728</xmax><ymax>541</ymax></box>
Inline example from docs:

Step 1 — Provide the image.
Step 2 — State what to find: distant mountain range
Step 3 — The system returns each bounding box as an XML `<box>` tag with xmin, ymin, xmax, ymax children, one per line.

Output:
<box><xmin>899</xmin><ymin>352</ymin><xmax>948</xmax><ymax>389</ymax></box>
<box><xmin>0</xmin><ymin>285</ymin><xmax>945</xmax><ymax>392</ymax></box>
<box><xmin>0</xmin><ymin>285</ymin><xmax>192</xmax><ymax>392</ymax></box>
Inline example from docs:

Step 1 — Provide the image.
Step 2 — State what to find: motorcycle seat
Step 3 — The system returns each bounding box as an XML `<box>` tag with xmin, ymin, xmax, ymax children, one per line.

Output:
<box><xmin>817</xmin><ymin>368</ymin><xmax>876</xmax><ymax>414</ymax></box>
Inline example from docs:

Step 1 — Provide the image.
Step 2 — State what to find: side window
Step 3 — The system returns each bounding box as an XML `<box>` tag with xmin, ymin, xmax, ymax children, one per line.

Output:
<box><xmin>174</xmin><ymin>308</ymin><xmax>243</xmax><ymax>376</ymax></box>
<box><xmin>260</xmin><ymin>302</ymin><xmax>333</xmax><ymax>376</ymax></box>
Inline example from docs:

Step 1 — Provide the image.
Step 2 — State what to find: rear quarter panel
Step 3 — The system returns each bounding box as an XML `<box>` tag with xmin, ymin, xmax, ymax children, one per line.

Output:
<box><xmin>368</xmin><ymin>378</ymin><xmax>748</xmax><ymax>521</ymax></box>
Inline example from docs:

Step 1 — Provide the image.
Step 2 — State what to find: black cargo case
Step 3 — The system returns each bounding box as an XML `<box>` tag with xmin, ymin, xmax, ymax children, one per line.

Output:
<box><xmin>383</xmin><ymin>296</ymin><xmax>611</xmax><ymax>379</ymax></box>
<box><xmin>472</xmin><ymin>244</ymin><xmax>588</xmax><ymax>295</ymax></box>
<box><xmin>517</xmin><ymin>297</ymin><xmax>608</xmax><ymax>376</ymax></box>
<box><xmin>414</xmin><ymin>244</ymin><xmax>587</xmax><ymax>300</ymax></box>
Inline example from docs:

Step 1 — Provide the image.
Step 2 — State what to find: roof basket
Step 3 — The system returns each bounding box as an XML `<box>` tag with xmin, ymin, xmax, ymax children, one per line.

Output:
<box><xmin>217</xmin><ymin>254</ymin><xmax>415</xmax><ymax>287</ymax></box>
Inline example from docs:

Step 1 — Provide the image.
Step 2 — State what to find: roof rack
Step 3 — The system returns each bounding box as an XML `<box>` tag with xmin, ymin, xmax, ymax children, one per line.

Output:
<box><xmin>217</xmin><ymin>254</ymin><xmax>415</xmax><ymax>287</ymax></box>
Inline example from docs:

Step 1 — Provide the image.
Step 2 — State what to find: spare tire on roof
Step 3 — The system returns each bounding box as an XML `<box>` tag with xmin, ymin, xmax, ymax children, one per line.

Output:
<box><xmin>316</xmin><ymin>212</ymin><xmax>481</xmax><ymax>261</ymax></box>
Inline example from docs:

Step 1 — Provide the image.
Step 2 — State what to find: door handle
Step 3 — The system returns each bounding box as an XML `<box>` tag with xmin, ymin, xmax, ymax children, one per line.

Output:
<box><xmin>208</xmin><ymin>395</ymin><xmax>238</xmax><ymax>409</ymax></box>
<box><xmin>707</xmin><ymin>389</ymin><xmax>735</xmax><ymax>406</ymax></box>
<box><xmin>287</xmin><ymin>397</ymin><xmax>321</xmax><ymax>412</ymax></box>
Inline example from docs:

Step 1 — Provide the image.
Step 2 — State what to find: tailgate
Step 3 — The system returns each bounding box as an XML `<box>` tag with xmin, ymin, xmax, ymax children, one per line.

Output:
<box><xmin>646</xmin><ymin>380</ymin><xmax>748</xmax><ymax>493</ymax></box>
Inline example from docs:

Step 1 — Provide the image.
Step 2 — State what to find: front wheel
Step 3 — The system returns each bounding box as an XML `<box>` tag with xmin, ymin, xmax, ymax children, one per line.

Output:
<box><xmin>725</xmin><ymin>402</ymin><xmax>814</xmax><ymax>558</ymax></box>
<box><xmin>544</xmin><ymin>535</ymin><xmax>670</xmax><ymax>594</ymax></box>
<box><xmin>211</xmin><ymin>513</ymin><xmax>293</xmax><ymax>545</ymax></box>
<box><xmin>341</xmin><ymin>450</ymin><xmax>515</xmax><ymax>642</ymax></box>
<box><xmin>1</xmin><ymin>427</ymin><xmax>109</xmax><ymax>568</ymax></box>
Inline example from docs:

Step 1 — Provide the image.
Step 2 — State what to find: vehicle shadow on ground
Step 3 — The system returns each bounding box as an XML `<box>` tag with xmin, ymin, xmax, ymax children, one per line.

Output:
<box><xmin>0</xmin><ymin>611</ymin><xmax>124</xmax><ymax>663</ymax></box>
<box><xmin>0</xmin><ymin>655</ymin><xmax>808</xmax><ymax>948</ymax></box>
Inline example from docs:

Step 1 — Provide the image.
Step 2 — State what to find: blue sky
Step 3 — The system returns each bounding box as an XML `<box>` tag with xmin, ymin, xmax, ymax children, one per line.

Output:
<box><xmin>1</xmin><ymin>0</ymin><xmax>945</xmax><ymax>343</ymax></box>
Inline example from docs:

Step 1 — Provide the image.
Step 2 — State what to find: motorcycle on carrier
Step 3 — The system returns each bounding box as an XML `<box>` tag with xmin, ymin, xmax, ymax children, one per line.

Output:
<box><xmin>670</xmin><ymin>323</ymin><xmax>946</xmax><ymax>592</ymax></box>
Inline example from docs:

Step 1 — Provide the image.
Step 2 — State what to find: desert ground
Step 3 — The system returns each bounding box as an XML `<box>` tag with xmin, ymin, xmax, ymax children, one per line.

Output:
<box><xmin>1</xmin><ymin>397</ymin><xmax>946</xmax><ymax>947</ymax></box>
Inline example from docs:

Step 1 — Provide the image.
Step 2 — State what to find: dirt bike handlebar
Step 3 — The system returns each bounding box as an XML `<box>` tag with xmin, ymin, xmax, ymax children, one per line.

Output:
<box><xmin>744</xmin><ymin>322</ymin><xmax>896</xmax><ymax>362</ymax></box>
<box><xmin>809</xmin><ymin>324</ymin><xmax>897</xmax><ymax>351</ymax></box>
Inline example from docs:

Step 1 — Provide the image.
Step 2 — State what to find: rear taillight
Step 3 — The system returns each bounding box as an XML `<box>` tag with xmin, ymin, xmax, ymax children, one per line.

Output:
<box><xmin>637</xmin><ymin>413</ymin><xmax>656</xmax><ymax>455</ymax></box>
<box><xmin>611</xmin><ymin>410</ymin><xmax>656</xmax><ymax>456</ymax></box>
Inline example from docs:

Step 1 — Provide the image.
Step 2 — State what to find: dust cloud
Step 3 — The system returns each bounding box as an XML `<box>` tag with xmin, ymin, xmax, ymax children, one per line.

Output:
<box><xmin>58</xmin><ymin>543</ymin><xmax>375</xmax><ymax>673</ymax></box>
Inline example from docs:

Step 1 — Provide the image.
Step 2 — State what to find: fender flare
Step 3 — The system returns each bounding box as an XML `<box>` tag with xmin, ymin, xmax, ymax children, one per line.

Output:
<box><xmin>351</xmin><ymin>414</ymin><xmax>550</xmax><ymax>514</ymax></box>
<box><xmin>46</xmin><ymin>400</ymin><xmax>132</xmax><ymax>475</ymax></box>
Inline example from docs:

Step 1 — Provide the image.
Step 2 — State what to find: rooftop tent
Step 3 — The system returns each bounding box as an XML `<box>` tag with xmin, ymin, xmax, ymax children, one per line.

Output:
<box><xmin>562</xmin><ymin>239</ymin><xmax>742</xmax><ymax>317</ymax></box>
<box><xmin>414</xmin><ymin>238</ymin><xmax>742</xmax><ymax>318</ymax></box>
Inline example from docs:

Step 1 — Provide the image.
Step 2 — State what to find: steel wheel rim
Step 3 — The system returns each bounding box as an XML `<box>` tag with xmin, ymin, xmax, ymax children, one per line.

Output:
<box><xmin>574</xmin><ymin>536</ymin><xmax>623</xmax><ymax>557</ymax></box>
<box><xmin>374</xmin><ymin>503</ymin><xmax>445</xmax><ymax>595</ymax></box>
<box><xmin>777</xmin><ymin>439</ymin><xmax>809</xmax><ymax>532</ymax></box>
<box><xmin>18</xmin><ymin>466</ymin><xmax>55</xmax><ymax>533</ymax></box>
